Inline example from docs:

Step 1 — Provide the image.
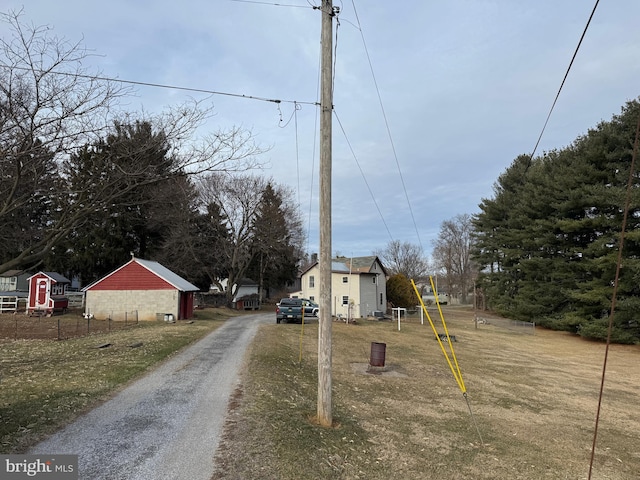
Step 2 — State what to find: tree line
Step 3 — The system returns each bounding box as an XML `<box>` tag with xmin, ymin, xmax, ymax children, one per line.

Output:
<box><xmin>0</xmin><ymin>10</ymin><xmax>304</xmax><ymax>304</ymax></box>
<box><xmin>381</xmin><ymin>99</ymin><xmax>640</xmax><ymax>345</ymax></box>
<box><xmin>473</xmin><ymin>99</ymin><xmax>640</xmax><ymax>344</ymax></box>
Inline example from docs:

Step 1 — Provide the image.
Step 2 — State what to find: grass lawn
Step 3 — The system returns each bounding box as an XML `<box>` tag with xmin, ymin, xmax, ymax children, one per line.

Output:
<box><xmin>213</xmin><ymin>307</ymin><xmax>640</xmax><ymax>480</ymax></box>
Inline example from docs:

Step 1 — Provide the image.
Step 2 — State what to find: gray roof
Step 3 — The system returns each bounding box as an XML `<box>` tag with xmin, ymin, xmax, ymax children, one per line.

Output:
<box><xmin>0</xmin><ymin>270</ymin><xmax>28</xmax><ymax>278</ymax></box>
<box><xmin>28</xmin><ymin>272</ymin><xmax>71</xmax><ymax>283</ymax></box>
<box><xmin>300</xmin><ymin>256</ymin><xmax>387</xmax><ymax>276</ymax></box>
<box><xmin>135</xmin><ymin>258</ymin><xmax>200</xmax><ymax>292</ymax></box>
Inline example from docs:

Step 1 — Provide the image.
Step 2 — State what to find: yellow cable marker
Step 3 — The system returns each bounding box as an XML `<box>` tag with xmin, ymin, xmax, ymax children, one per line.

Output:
<box><xmin>299</xmin><ymin>308</ymin><xmax>305</xmax><ymax>364</ymax></box>
<box><xmin>411</xmin><ymin>278</ymin><xmax>484</xmax><ymax>445</ymax></box>
<box><xmin>411</xmin><ymin>278</ymin><xmax>465</xmax><ymax>394</ymax></box>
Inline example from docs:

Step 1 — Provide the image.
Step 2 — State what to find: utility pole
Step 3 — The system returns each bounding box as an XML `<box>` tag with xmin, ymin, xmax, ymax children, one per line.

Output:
<box><xmin>317</xmin><ymin>0</ymin><xmax>334</xmax><ymax>427</ymax></box>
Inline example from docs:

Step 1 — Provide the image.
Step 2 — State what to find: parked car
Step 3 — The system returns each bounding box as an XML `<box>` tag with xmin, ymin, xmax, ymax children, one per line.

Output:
<box><xmin>300</xmin><ymin>298</ymin><xmax>319</xmax><ymax>317</ymax></box>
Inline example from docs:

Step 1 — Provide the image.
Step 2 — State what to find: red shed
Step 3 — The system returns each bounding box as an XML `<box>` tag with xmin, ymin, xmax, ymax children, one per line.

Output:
<box><xmin>82</xmin><ymin>257</ymin><xmax>200</xmax><ymax>321</ymax></box>
<box><xmin>27</xmin><ymin>272</ymin><xmax>71</xmax><ymax>316</ymax></box>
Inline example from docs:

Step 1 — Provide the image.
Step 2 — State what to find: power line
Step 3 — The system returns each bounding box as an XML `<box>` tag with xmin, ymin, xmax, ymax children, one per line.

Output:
<box><xmin>230</xmin><ymin>0</ymin><xmax>316</xmax><ymax>8</ymax></box>
<box><xmin>0</xmin><ymin>63</ymin><xmax>318</xmax><ymax>107</ymax></box>
<box><xmin>350</xmin><ymin>0</ymin><xmax>424</xmax><ymax>251</ymax></box>
<box><xmin>334</xmin><ymin>109</ymin><xmax>394</xmax><ymax>243</ymax></box>
<box><xmin>529</xmin><ymin>0</ymin><xmax>601</xmax><ymax>160</ymax></box>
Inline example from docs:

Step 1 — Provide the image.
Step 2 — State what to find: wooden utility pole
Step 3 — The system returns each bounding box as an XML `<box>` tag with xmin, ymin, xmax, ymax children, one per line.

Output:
<box><xmin>317</xmin><ymin>0</ymin><xmax>334</xmax><ymax>427</ymax></box>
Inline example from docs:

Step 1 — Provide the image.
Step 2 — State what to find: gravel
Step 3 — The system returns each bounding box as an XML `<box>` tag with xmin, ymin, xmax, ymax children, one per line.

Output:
<box><xmin>29</xmin><ymin>312</ymin><xmax>272</xmax><ymax>480</ymax></box>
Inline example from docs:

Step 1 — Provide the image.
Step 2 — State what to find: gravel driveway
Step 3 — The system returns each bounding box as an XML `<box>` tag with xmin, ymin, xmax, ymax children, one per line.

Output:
<box><xmin>29</xmin><ymin>312</ymin><xmax>272</xmax><ymax>480</ymax></box>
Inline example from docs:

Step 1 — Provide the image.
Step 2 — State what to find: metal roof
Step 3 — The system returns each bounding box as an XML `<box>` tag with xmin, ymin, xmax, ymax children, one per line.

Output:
<box><xmin>134</xmin><ymin>258</ymin><xmax>200</xmax><ymax>292</ymax></box>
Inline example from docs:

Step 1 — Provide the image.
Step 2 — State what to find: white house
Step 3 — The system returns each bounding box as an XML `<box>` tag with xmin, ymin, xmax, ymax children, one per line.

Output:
<box><xmin>299</xmin><ymin>256</ymin><xmax>387</xmax><ymax>319</ymax></box>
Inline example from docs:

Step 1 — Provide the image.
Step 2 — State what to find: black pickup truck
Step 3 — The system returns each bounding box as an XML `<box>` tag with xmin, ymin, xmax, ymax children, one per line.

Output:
<box><xmin>276</xmin><ymin>298</ymin><xmax>320</xmax><ymax>323</ymax></box>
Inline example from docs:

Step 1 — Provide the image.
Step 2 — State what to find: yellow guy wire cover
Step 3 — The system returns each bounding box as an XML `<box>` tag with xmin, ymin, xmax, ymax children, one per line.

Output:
<box><xmin>411</xmin><ymin>279</ymin><xmax>466</xmax><ymax>394</ymax></box>
<box><xmin>299</xmin><ymin>309</ymin><xmax>305</xmax><ymax>363</ymax></box>
<box><xmin>429</xmin><ymin>276</ymin><xmax>466</xmax><ymax>394</ymax></box>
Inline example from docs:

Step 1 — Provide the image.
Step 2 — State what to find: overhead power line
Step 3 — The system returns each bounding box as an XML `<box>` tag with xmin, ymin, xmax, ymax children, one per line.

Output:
<box><xmin>529</xmin><ymin>0</ymin><xmax>601</xmax><ymax>160</ymax></box>
<box><xmin>230</xmin><ymin>0</ymin><xmax>315</xmax><ymax>8</ymax></box>
<box><xmin>334</xmin><ymin>109</ymin><xmax>394</xmax><ymax>243</ymax></box>
<box><xmin>351</xmin><ymin>0</ymin><xmax>424</xmax><ymax>251</ymax></box>
<box><xmin>0</xmin><ymin>63</ymin><xmax>318</xmax><ymax>107</ymax></box>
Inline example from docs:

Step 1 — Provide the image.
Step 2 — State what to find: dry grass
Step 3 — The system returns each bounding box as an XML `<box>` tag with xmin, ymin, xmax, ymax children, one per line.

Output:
<box><xmin>0</xmin><ymin>307</ymin><xmax>239</xmax><ymax>453</ymax></box>
<box><xmin>213</xmin><ymin>307</ymin><xmax>640</xmax><ymax>480</ymax></box>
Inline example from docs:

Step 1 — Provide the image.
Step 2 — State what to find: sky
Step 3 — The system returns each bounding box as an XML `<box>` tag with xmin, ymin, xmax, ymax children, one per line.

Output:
<box><xmin>4</xmin><ymin>1</ymin><xmax>640</xmax><ymax>260</ymax></box>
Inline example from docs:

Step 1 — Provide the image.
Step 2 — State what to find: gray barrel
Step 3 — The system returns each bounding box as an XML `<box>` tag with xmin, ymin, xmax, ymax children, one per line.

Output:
<box><xmin>370</xmin><ymin>342</ymin><xmax>386</xmax><ymax>367</ymax></box>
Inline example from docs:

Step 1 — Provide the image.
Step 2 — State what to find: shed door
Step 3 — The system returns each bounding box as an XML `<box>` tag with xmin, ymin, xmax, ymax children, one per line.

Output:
<box><xmin>36</xmin><ymin>279</ymin><xmax>48</xmax><ymax>307</ymax></box>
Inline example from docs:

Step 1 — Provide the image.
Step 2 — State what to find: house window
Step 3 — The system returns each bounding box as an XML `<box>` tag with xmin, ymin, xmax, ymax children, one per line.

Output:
<box><xmin>380</xmin><ymin>293</ymin><xmax>383</xmax><ymax>305</ymax></box>
<box><xmin>342</xmin><ymin>296</ymin><xmax>349</xmax><ymax>305</ymax></box>
<box><xmin>309</xmin><ymin>276</ymin><xmax>315</xmax><ymax>288</ymax></box>
<box><xmin>372</xmin><ymin>276</ymin><xmax>376</xmax><ymax>284</ymax></box>
<box><xmin>342</xmin><ymin>276</ymin><xmax>348</xmax><ymax>283</ymax></box>
<box><xmin>310</xmin><ymin>296</ymin><xmax>315</xmax><ymax>302</ymax></box>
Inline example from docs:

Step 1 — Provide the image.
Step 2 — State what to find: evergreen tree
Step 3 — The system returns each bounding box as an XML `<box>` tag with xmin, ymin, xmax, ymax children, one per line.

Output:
<box><xmin>473</xmin><ymin>99</ymin><xmax>640</xmax><ymax>343</ymax></box>
<box><xmin>247</xmin><ymin>183</ymin><xmax>300</xmax><ymax>300</ymax></box>
<box><xmin>46</xmin><ymin>121</ymin><xmax>180</xmax><ymax>284</ymax></box>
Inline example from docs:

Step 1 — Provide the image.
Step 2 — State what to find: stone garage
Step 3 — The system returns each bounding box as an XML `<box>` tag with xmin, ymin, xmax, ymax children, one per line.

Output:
<box><xmin>83</xmin><ymin>257</ymin><xmax>200</xmax><ymax>321</ymax></box>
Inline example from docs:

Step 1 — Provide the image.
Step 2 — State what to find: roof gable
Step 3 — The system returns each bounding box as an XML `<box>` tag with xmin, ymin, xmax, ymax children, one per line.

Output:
<box><xmin>83</xmin><ymin>258</ymin><xmax>199</xmax><ymax>292</ymax></box>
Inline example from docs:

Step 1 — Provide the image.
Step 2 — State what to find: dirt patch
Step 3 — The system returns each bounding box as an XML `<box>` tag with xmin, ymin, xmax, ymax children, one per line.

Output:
<box><xmin>350</xmin><ymin>362</ymin><xmax>408</xmax><ymax>377</ymax></box>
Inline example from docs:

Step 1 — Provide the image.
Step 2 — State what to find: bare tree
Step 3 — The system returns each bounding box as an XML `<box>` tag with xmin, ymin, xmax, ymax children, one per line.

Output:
<box><xmin>197</xmin><ymin>173</ymin><xmax>268</xmax><ymax>304</ymax></box>
<box><xmin>432</xmin><ymin>214</ymin><xmax>476</xmax><ymax>303</ymax></box>
<box><xmin>374</xmin><ymin>240</ymin><xmax>430</xmax><ymax>283</ymax></box>
<box><xmin>0</xmin><ymin>10</ymin><xmax>265</xmax><ymax>274</ymax></box>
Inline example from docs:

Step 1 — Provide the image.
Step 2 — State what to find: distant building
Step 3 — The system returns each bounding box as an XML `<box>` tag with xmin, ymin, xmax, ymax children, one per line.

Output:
<box><xmin>300</xmin><ymin>256</ymin><xmax>387</xmax><ymax>318</ymax></box>
<box><xmin>0</xmin><ymin>270</ymin><xmax>30</xmax><ymax>313</ymax></box>
<box><xmin>0</xmin><ymin>270</ymin><xmax>30</xmax><ymax>293</ymax></box>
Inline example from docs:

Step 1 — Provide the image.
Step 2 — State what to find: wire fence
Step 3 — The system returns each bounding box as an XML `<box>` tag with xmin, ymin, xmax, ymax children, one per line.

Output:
<box><xmin>0</xmin><ymin>311</ymin><xmax>140</xmax><ymax>340</ymax></box>
<box><xmin>476</xmin><ymin>316</ymin><xmax>536</xmax><ymax>335</ymax></box>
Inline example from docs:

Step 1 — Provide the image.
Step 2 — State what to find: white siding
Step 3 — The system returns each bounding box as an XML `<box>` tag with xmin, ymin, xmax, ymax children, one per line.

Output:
<box><xmin>301</xmin><ymin>261</ymin><xmax>387</xmax><ymax>317</ymax></box>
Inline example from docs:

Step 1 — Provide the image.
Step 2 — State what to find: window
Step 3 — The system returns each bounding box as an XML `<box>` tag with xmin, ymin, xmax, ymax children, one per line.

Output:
<box><xmin>380</xmin><ymin>293</ymin><xmax>383</xmax><ymax>305</ymax></box>
<box><xmin>342</xmin><ymin>276</ymin><xmax>348</xmax><ymax>283</ymax></box>
<box><xmin>51</xmin><ymin>283</ymin><xmax>65</xmax><ymax>295</ymax></box>
<box><xmin>309</xmin><ymin>276</ymin><xmax>315</xmax><ymax>288</ymax></box>
<box><xmin>372</xmin><ymin>276</ymin><xmax>376</xmax><ymax>284</ymax></box>
<box><xmin>342</xmin><ymin>296</ymin><xmax>349</xmax><ymax>305</ymax></box>
<box><xmin>309</xmin><ymin>296</ymin><xmax>315</xmax><ymax>302</ymax></box>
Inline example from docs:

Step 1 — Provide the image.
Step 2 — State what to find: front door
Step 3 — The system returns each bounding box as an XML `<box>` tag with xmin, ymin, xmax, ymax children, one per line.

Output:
<box><xmin>36</xmin><ymin>279</ymin><xmax>49</xmax><ymax>307</ymax></box>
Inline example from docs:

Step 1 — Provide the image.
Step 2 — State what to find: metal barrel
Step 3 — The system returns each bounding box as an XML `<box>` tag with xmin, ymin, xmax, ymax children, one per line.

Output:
<box><xmin>370</xmin><ymin>342</ymin><xmax>386</xmax><ymax>367</ymax></box>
